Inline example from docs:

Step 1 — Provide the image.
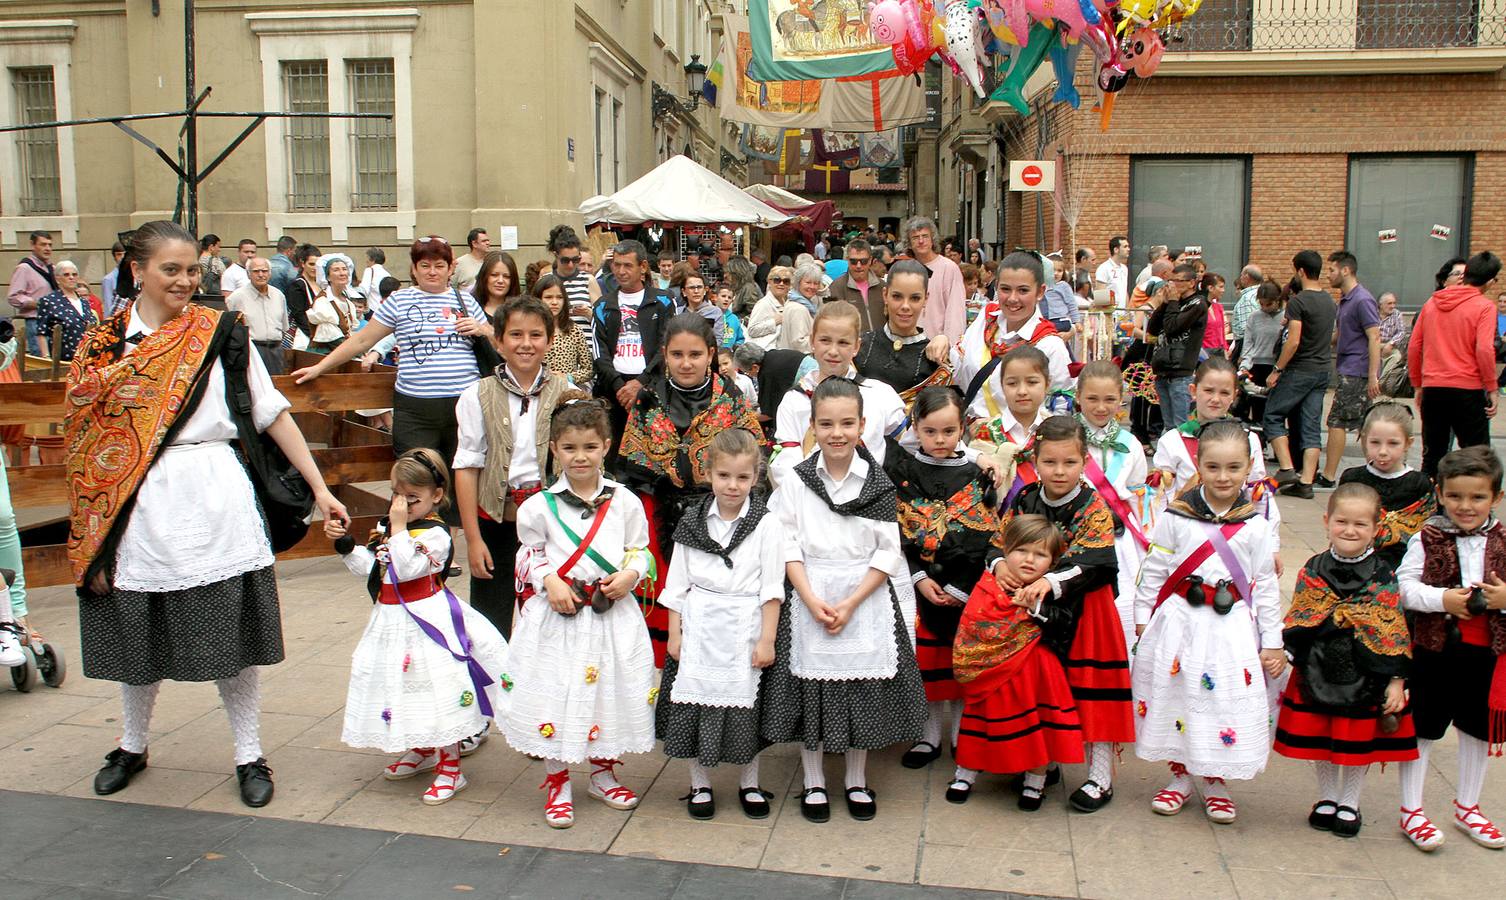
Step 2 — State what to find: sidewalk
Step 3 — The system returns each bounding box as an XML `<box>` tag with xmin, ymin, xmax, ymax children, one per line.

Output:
<box><xmin>4</xmin><ymin>412</ymin><xmax>1506</xmax><ymax>897</ymax></box>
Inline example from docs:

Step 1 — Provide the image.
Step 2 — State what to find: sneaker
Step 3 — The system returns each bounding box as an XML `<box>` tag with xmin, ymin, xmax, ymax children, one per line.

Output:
<box><xmin>1279</xmin><ymin>481</ymin><xmax>1315</xmax><ymax>499</ymax></box>
<box><xmin>383</xmin><ymin>748</ymin><xmax>438</xmax><ymax>780</ymax></box>
<box><xmin>1313</xmin><ymin>474</ymin><xmax>1336</xmax><ymax>490</ymax></box>
<box><xmin>1272</xmin><ymin>467</ymin><xmax>1299</xmax><ymax>487</ymax></box>
<box><xmin>0</xmin><ymin>622</ymin><xmax>25</xmax><ymax>667</ymax></box>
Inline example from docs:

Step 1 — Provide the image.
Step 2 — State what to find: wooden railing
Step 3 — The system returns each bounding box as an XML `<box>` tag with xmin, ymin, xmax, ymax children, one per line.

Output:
<box><xmin>2</xmin><ymin>351</ymin><xmax>397</xmax><ymax>589</ymax></box>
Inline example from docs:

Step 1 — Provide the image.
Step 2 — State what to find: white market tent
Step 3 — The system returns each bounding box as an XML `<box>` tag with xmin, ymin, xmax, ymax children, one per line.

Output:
<box><xmin>742</xmin><ymin>183</ymin><xmax>815</xmax><ymax>209</ymax></box>
<box><xmin>580</xmin><ymin>155</ymin><xmax>791</xmax><ymax>228</ymax></box>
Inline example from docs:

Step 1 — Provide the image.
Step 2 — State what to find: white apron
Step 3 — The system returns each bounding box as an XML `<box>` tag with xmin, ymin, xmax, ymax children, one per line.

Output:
<box><xmin>790</xmin><ymin>556</ymin><xmax>898</xmax><ymax>682</ymax></box>
<box><xmin>674</xmin><ymin>585</ymin><xmax>763</xmax><ymax>708</ymax></box>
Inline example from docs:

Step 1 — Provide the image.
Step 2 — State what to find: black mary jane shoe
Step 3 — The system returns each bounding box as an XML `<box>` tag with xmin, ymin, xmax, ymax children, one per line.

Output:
<box><xmin>1018</xmin><ymin>778</ymin><xmax>1047</xmax><ymax>812</ymax></box>
<box><xmin>739</xmin><ymin>787</ymin><xmax>773</xmax><ymax>820</ymax></box>
<box><xmin>1069</xmin><ymin>779</ymin><xmax>1114</xmax><ymax>813</ymax></box>
<box><xmin>900</xmin><ymin>741</ymin><xmax>942</xmax><ymax>769</ymax></box>
<box><xmin>799</xmin><ymin>787</ymin><xmax>830</xmax><ymax>824</ymax></box>
<box><xmin>1010</xmin><ymin>766</ymin><xmax>1060</xmax><ymax>795</ymax></box>
<box><xmin>945</xmin><ymin>778</ymin><xmax>973</xmax><ymax>805</ymax></box>
<box><xmin>94</xmin><ymin>748</ymin><xmax>148</xmax><ymax>796</ymax></box>
<box><xmin>1308</xmin><ymin>801</ymin><xmax>1338</xmax><ymax>832</ymax></box>
<box><xmin>845</xmin><ymin>786</ymin><xmax>877</xmax><ymax>821</ymax></box>
<box><xmin>1332</xmin><ymin>806</ymin><xmax>1363</xmax><ymax>838</ymax></box>
<box><xmin>236</xmin><ymin>757</ymin><xmax>275</xmax><ymax>808</ymax></box>
<box><xmin>681</xmin><ymin>788</ymin><xmax>715</xmax><ymax>820</ymax></box>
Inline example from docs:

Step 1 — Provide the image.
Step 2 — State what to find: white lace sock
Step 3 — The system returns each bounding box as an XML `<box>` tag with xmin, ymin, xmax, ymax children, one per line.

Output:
<box><xmin>800</xmin><ymin>747</ymin><xmax>826</xmax><ymax>792</ymax></box>
<box><xmin>921</xmin><ymin>701</ymin><xmax>946</xmax><ymax>748</ymax></box>
<box><xmin>1313</xmin><ymin>760</ymin><xmax>1341</xmax><ymax>805</ymax></box>
<box><xmin>1336</xmin><ymin>765</ymin><xmax>1366</xmax><ymax>820</ymax></box>
<box><xmin>215</xmin><ymin>667</ymin><xmax>264</xmax><ymax>766</ymax></box>
<box><xmin>543</xmin><ymin>758</ymin><xmax>572</xmax><ymax>807</ymax></box>
<box><xmin>844</xmin><ymin>749</ymin><xmax>869</xmax><ymax>791</ymax></box>
<box><xmin>739</xmin><ymin>757</ymin><xmax>761</xmax><ymax>790</ymax></box>
<box><xmin>1456</xmin><ymin>732</ymin><xmax>1489</xmax><ymax>809</ymax></box>
<box><xmin>1022</xmin><ymin>771</ymin><xmax>1046</xmax><ymax>793</ymax></box>
<box><xmin>951</xmin><ymin>701</ymin><xmax>963</xmax><ymax>745</ymax></box>
<box><xmin>953</xmin><ymin>765</ymin><xmax>979</xmax><ymax>784</ymax></box>
<box><xmin>1201</xmin><ymin>776</ymin><xmax>1232</xmax><ymax>802</ymax></box>
<box><xmin>689</xmin><ymin>761</ymin><xmax>713</xmax><ymax>791</ymax></box>
<box><xmin>1399</xmin><ymin>738</ymin><xmax>1433</xmax><ymax>810</ymax></box>
<box><xmin>118</xmin><ymin>681</ymin><xmax>161</xmax><ymax>754</ymax></box>
<box><xmin>1164</xmin><ymin>762</ymin><xmax>1193</xmax><ymax>797</ymax></box>
<box><xmin>1085</xmin><ymin>742</ymin><xmax>1114</xmax><ymax>789</ymax></box>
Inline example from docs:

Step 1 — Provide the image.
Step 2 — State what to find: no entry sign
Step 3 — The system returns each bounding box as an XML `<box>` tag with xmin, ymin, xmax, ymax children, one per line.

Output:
<box><xmin>1009</xmin><ymin>160</ymin><xmax>1056</xmax><ymax>192</ymax></box>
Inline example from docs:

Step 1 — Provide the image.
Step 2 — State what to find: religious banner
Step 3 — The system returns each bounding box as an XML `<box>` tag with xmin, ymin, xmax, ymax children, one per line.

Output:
<box><xmin>824</xmin><ymin>73</ymin><xmax>929</xmax><ymax>131</ymax></box>
<box><xmin>805</xmin><ymin>158</ymin><xmax>852</xmax><ymax>194</ymax></box>
<box><xmin>719</xmin><ymin>15</ymin><xmax>827</xmax><ymax>128</ymax></box>
<box><xmin>748</xmin><ymin>0</ymin><xmax>898</xmax><ymax>81</ymax></box>
<box><xmin>858</xmin><ymin>130</ymin><xmax>904</xmax><ymax>169</ymax></box>
<box><xmin>741</xmin><ymin>124</ymin><xmax>789</xmax><ymax>161</ymax></box>
<box><xmin>812</xmin><ymin>130</ymin><xmax>861</xmax><ymax>163</ymax></box>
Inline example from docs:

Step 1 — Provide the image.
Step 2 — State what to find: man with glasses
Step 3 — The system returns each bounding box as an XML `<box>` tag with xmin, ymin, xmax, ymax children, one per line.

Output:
<box><xmin>827</xmin><ymin>239</ymin><xmax>886</xmax><ymax>332</ymax></box>
<box><xmin>225</xmin><ymin>257</ymin><xmax>289</xmax><ymax>375</ymax></box>
<box><xmin>451</xmin><ymin>227</ymin><xmax>490</xmax><ymax>291</ymax></box>
<box><xmin>905</xmin><ymin>216</ymin><xmax>967</xmax><ymax>342</ymax></box>
<box><xmin>551</xmin><ymin>230</ymin><xmax>599</xmax><ymax>339</ymax></box>
<box><xmin>1145</xmin><ymin>263</ymin><xmax>1208</xmax><ymax>433</ymax></box>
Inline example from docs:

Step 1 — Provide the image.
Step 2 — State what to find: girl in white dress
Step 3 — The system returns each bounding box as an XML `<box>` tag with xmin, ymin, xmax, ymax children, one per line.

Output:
<box><xmin>763</xmin><ymin>377</ymin><xmax>928</xmax><ymax>824</ymax></box>
<box><xmin>1075</xmin><ymin>360</ymin><xmax>1152</xmax><ymax>651</ymax></box>
<box><xmin>328</xmin><ymin>449</ymin><xmax>508</xmax><ymax>805</ymax></box>
<box><xmin>506</xmin><ymin>397</ymin><xmax>657</xmax><ymax>828</ymax></box>
<box><xmin>1133</xmin><ymin>419</ymin><xmax>1288</xmax><ymax>824</ymax></box>
<box><xmin>657</xmin><ymin>428</ymin><xmax>784</xmax><ymax>821</ymax></box>
<box><xmin>1151</xmin><ymin>356</ymin><xmax>1282</xmax><ymax>572</ymax></box>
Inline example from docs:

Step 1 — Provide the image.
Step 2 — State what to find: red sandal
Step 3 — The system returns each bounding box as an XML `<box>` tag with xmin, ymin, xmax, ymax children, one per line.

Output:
<box><xmin>421</xmin><ymin>747</ymin><xmax>466</xmax><ymax>805</ymax></box>
<box><xmin>587</xmin><ymin>758</ymin><xmax>640</xmax><ymax>810</ymax></box>
<box><xmin>1454</xmin><ymin>802</ymin><xmax>1506</xmax><ymax>849</ymax></box>
<box><xmin>1203</xmin><ymin>795</ymin><xmax>1237</xmax><ymax>824</ymax></box>
<box><xmin>1400</xmin><ymin>807</ymin><xmax>1444</xmax><ymax>852</ymax></box>
<box><xmin>541</xmin><ymin>769</ymin><xmax>574</xmax><ymax>828</ymax></box>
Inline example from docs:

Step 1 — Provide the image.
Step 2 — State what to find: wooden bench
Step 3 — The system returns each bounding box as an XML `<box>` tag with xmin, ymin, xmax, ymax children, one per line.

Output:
<box><xmin>2</xmin><ymin>352</ymin><xmax>397</xmax><ymax>589</ymax></box>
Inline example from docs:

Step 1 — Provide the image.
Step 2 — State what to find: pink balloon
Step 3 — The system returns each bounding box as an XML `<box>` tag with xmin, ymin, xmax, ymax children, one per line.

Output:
<box><xmin>1024</xmin><ymin>0</ymin><xmax>1089</xmax><ymax>38</ymax></box>
<box><xmin>1125</xmin><ymin>26</ymin><xmax>1165</xmax><ymax>77</ymax></box>
<box><xmin>869</xmin><ymin>0</ymin><xmax>907</xmax><ymax>45</ymax></box>
<box><xmin>992</xmin><ymin>0</ymin><xmax>1032</xmax><ymax>46</ymax></box>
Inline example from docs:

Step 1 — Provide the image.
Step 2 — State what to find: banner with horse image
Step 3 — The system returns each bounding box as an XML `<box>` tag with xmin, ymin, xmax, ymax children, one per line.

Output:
<box><xmin>748</xmin><ymin>0</ymin><xmax>899</xmax><ymax>81</ymax></box>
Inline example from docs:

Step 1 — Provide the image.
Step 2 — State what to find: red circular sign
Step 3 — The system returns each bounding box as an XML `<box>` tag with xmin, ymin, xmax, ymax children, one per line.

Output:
<box><xmin>1021</xmin><ymin>165</ymin><xmax>1043</xmax><ymax>186</ymax></box>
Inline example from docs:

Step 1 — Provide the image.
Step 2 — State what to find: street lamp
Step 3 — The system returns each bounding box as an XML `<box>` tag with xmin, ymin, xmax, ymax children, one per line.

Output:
<box><xmin>652</xmin><ymin>54</ymin><xmax>710</xmax><ymax>123</ymax></box>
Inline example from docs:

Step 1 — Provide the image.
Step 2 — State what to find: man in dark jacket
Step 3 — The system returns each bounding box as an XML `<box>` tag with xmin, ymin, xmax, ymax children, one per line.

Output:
<box><xmin>591</xmin><ymin>240</ymin><xmax>675</xmax><ymax>464</ymax></box>
<box><xmin>1145</xmin><ymin>263</ymin><xmax>1208</xmax><ymax>435</ymax></box>
<box><xmin>826</xmin><ymin>239</ymin><xmax>887</xmax><ymax>333</ymax></box>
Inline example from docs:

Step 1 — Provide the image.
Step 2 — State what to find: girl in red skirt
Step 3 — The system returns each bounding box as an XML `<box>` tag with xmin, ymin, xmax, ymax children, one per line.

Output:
<box><xmin>951</xmin><ymin>515</ymin><xmax>1082</xmax><ymax>810</ymax></box>
<box><xmin>998</xmin><ymin>416</ymin><xmax>1132</xmax><ymax>812</ymax></box>
<box><xmin>886</xmin><ymin>387</ymin><xmax>1003</xmax><ymax>769</ymax></box>
<box><xmin>1275</xmin><ymin>482</ymin><xmax>1417</xmax><ymax>837</ymax></box>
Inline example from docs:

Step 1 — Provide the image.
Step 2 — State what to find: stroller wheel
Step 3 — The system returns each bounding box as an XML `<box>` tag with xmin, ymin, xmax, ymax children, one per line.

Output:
<box><xmin>36</xmin><ymin>643</ymin><xmax>66</xmax><ymax>688</ymax></box>
<box><xmin>10</xmin><ymin>645</ymin><xmax>39</xmax><ymax>692</ymax></box>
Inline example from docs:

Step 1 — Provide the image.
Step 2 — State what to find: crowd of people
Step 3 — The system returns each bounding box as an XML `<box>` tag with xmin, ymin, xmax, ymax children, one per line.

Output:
<box><xmin>2</xmin><ymin>217</ymin><xmax>1505</xmax><ymax>859</ymax></box>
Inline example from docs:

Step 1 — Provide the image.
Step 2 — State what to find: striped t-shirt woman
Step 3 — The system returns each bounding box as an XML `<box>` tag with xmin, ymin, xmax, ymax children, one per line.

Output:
<box><xmin>373</xmin><ymin>286</ymin><xmax>486</xmax><ymax>398</ymax></box>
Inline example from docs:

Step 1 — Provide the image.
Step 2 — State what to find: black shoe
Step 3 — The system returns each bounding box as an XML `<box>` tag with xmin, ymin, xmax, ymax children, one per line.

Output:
<box><xmin>845</xmin><ymin>786</ymin><xmax>877</xmax><ymax>821</ymax></box>
<box><xmin>945</xmin><ymin>778</ymin><xmax>973</xmax><ymax>805</ymax></box>
<box><xmin>1272</xmin><ymin>467</ymin><xmax>1299</xmax><ymax>487</ymax></box>
<box><xmin>1308</xmin><ymin>801</ymin><xmax>1337</xmax><ymax>831</ymax></box>
<box><xmin>1314</xmin><ymin>474</ymin><xmax>1336</xmax><ymax>490</ymax></box>
<box><xmin>1332</xmin><ymin>806</ymin><xmax>1362</xmax><ymax>837</ymax></box>
<box><xmin>94</xmin><ymin>748</ymin><xmax>147</xmax><ymax>795</ymax></box>
<box><xmin>236</xmin><ymin>757</ymin><xmax>275</xmax><ymax>808</ymax></box>
<box><xmin>900</xmin><ymin>741</ymin><xmax>942</xmax><ymax>769</ymax></box>
<box><xmin>1010</xmin><ymin>766</ymin><xmax>1060</xmax><ymax>794</ymax></box>
<box><xmin>799</xmin><ymin>787</ymin><xmax>830</xmax><ymax>823</ymax></box>
<box><xmin>739</xmin><ymin>787</ymin><xmax>772</xmax><ymax>819</ymax></box>
<box><xmin>1018</xmin><ymin>781</ymin><xmax>1046</xmax><ymax>812</ymax></box>
<box><xmin>1069</xmin><ymin>780</ymin><xmax>1114</xmax><ymax>813</ymax></box>
<box><xmin>1279</xmin><ymin>481</ymin><xmax>1315</xmax><ymax>499</ymax></box>
<box><xmin>682</xmin><ymin>787</ymin><xmax>715</xmax><ymax>820</ymax></box>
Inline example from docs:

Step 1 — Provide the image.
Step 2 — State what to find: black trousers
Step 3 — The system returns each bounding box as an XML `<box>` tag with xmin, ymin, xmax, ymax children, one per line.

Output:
<box><xmin>253</xmin><ymin>340</ymin><xmax>285</xmax><ymax>375</ymax></box>
<box><xmin>468</xmin><ymin>515</ymin><xmax>517</xmax><ymax>637</ymax></box>
<box><xmin>392</xmin><ymin>391</ymin><xmax>462</xmax><ymax>526</ymax></box>
<box><xmin>1420</xmin><ymin>386</ymin><xmax>1490</xmax><ymax>479</ymax></box>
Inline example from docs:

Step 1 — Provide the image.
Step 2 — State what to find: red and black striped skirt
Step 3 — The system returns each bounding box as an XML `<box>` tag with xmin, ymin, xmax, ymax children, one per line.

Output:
<box><xmin>955</xmin><ymin>644</ymin><xmax>1085</xmax><ymax>775</ymax></box>
<box><xmin>1064</xmin><ymin>586</ymin><xmax>1135</xmax><ymax>743</ymax></box>
<box><xmin>1273</xmin><ymin>671</ymin><xmax>1419</xmax><ymax>765</ymax></box>
<box><xmin>915</xmin><ymin>617</ymin><xmax>962</xmax><ymax>702</ymax></box>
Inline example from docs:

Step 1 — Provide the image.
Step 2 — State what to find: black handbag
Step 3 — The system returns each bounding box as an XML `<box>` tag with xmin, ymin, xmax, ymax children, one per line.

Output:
<box><xmin>454</xmin><ymin>288</ymin><xmax>503</xmax><ymax>374</ymax></box>
<box><xmin>222</xmin><ymin>321</ymin><xmax>314</xmax><ymax>552</ymax></box>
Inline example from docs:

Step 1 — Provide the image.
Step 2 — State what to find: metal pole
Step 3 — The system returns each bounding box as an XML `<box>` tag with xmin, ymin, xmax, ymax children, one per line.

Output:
<box><xmin>184</xmin><ymin>0</ymin><xmax>198</xmax><ymax>235</ymax></box>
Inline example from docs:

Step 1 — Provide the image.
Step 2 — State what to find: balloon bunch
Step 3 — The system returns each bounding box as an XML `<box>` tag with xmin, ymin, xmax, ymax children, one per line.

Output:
<box><xmin>867</xmin><ymin>0</ymin><xmax>1200</xmax><ymax>126</ymax></box>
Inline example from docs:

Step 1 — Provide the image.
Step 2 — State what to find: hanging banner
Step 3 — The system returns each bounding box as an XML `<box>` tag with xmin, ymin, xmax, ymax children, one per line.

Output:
<box><xmin>720</xmin><ymin>16</ymin><xmax>827</xmax><ymax>128</ymax></box>
<box><xmin>859</xmin><ymin>130</ymin><xmax>904</xmax><ymax>168</ymax></box>
<box><xmin>748</xmin><ymin>0</ymin><xmax>899</xmax><ymax>82</ymax></box>
<box><xmin>740</xmin><ymin>124</ymin><xmax>789</xmax><ymax>161</ymax></box>
<box><xmin>823</xmin><ymin>73</ymin><xmax>929</xmax><ymax>131</ymax></box>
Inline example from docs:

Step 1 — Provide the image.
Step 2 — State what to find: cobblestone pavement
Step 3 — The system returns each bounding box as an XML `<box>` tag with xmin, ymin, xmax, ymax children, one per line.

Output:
<box><xmin>4</xmin><ymin>415</ymin><xmax>1506</xmax><ymax>897</ymax></box>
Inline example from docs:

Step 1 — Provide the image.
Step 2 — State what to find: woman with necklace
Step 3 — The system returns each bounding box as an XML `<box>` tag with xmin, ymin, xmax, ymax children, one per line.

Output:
<box><xmin>854</xmin><ymin>260</ymin><xmax>953</xmax><ymax>406</ymax></box>
<box><xmin>618</xmin><ymin>313</ymin><xmax>763</xmax><ymax>665</ymax></box>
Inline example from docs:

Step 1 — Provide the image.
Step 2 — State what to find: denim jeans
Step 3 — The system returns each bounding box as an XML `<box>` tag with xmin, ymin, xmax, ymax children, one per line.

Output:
<box><xmin>1262</xmin><ymin>367</ymin><xmax>1330</xmax><ymax>450</ymax></box>
<box><xmin>1155</xmin><ymin>375</ymin><xmax>1193</xmax><ymax>436</ymax></box>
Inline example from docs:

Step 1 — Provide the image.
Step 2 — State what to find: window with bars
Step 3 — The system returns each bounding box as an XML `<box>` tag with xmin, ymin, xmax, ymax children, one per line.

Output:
<box><xmin>346</xmin><ymin>59</ymin><xmax>396</xmax><ymax>210</ymax></box>
<box><xmin>11</xmin><ymin>67</ymin><xmax>62</xmax><ymax>215</ymax></box>
<box><xmin>282</xmin><ymin>60</ymin><xmax>331</xmax><ymax>211</ymax></box>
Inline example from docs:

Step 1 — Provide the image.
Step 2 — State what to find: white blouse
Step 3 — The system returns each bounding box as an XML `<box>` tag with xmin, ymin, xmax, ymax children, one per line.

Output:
<box><xmin>659</xmin><ymin>500</ymin><xmax>786</xmax><ymax>614</ymax></box>
<box><xmin>309</xmin><ymin>293</ymin><xmax>355</xmax><ymax>343</ymax></box>
<box><xmin>514</xmin><ymin>477</ymin><xmax>653</xmax><ymax>592</ymax></box>
<box><xmin>772</xmin><ymin>452</ymin><xmax>903</xmax><ymax>578</ymax></box>
<box><xmin>1086</xmin><ymin>424</ymin><xmax>1148</xmax><ymax>496</ymax></box>
<box><xmin>769</xmin><ymin>372</ymin><xmax>906</xmax><ymax>487</ymax></box>
<box><xmin>342</xmin><ymin>525</ymin><xmax>449</xmax><ymax>583</ymax></box>
<box><xmin>1133</xmin><ymin>499</ymin><xmax>1283</xmax><ymax>650</ymax></box>
<box><xmin>1397</xmin><ymin>525</ymin><xmax>1491</xmax><ymax>614</ymax></box>
<box><xmin>1152</xmin><ymin>428</ymin><xmax>1280</xmax><ymax>550</ymax></box>
<box><xmin>113</xmin><ymin>306</ymin><xmax>291</xmax><ymax>592</ymax></box>
<box><xmin>451</xmin><ymin>374</ymin><xmax>541</xmax><ymax>488</ymax></box>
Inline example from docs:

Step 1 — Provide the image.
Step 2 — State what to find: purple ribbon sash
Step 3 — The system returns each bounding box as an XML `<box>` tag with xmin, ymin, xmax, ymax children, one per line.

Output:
<box><xmin>384</xmin><ymin>559</ymin><xmax>495</xmax><ymax>718</ymax></box>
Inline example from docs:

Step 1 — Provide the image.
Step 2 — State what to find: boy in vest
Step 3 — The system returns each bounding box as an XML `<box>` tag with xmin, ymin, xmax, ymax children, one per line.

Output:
<box><xmin>1396</xmin><ymin>445</ymin><xmax>1506</xmax><ymax>852</ymax></box>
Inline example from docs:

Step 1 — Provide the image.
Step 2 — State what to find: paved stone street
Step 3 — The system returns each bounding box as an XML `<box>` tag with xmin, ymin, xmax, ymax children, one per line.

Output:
<box><xmin>5</xmin><ymin>417</ymin><xmax>1506</xmax><ymax>898</ymax></box>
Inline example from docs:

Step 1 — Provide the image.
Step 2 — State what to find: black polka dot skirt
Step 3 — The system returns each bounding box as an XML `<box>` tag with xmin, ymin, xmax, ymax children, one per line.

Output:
<box><xmin>655</xmin><ymin>656</ymin><xmax>771</xmax><ymax>767</ymax></box>
<box><xmin>760</xmin><ymin>588</ymin><xmax>929</xmax><ymax>752</ymax></box>
<box><xmin>79</xmin><ymin>566</ymin><xmax>285</xmax><ymax>685</ymax></box>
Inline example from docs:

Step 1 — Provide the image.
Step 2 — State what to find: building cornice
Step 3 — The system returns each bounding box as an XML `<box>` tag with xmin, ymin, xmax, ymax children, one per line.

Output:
<box><xmin>245</xmin><ymin>7</ymin><xmax>419</xmax><ymax>36</ymax></box>
<box><xmin>1158</xmin><ymin>47</ymin><xmax>1506</xmax><ymax>77</ymax></box>
<box><xmin>0</xmin><ymin>19</ymin><xmax>77</xmax><ymax>44</ymax></box>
